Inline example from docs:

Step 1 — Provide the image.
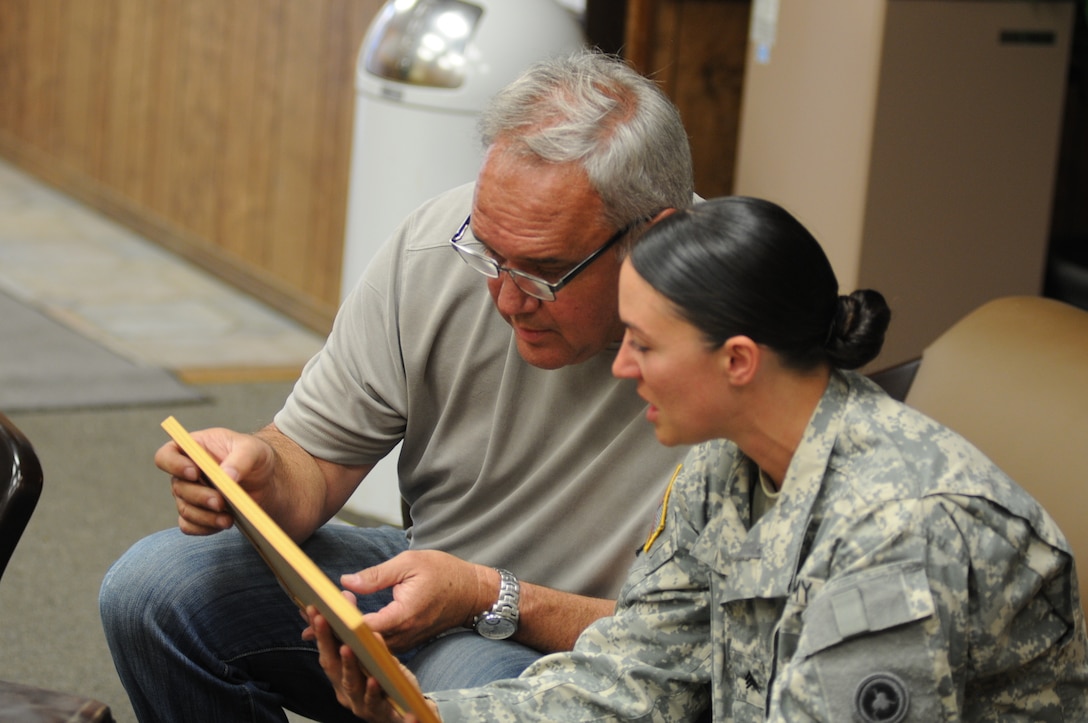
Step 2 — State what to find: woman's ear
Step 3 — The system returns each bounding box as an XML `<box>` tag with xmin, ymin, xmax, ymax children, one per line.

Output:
<box><xmin>721</xmin><ymin>336</ymin><xmax>760</xmax><ymax>386</ymax></box>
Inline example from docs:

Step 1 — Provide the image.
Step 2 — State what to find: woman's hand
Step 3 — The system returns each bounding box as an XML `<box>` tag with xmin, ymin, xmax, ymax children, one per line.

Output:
<box><xmin>307</xmin><ymin>601</ymin><xmax>439</xmax><ymax>723</ymax></box>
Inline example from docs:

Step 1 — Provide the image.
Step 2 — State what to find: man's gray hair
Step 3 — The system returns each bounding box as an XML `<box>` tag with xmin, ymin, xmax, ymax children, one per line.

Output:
<box><xmin>479</xmin><ymin>49</ymin><xmax>694</xmax><ymax>230</ymax></box>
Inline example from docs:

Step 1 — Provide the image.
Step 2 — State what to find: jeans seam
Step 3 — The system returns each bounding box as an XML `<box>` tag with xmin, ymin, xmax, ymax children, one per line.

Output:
<box><xmin>222</xmin><ymin>643</ymin><xmax>317</xmax><ymax>665</ymax></box>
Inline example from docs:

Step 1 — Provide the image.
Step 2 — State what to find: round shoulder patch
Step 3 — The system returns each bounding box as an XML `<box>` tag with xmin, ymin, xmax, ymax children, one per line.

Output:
<box><xmin>853</xmin><ymin>672</ymin><xmax>909</xmax><ymax>723</ymax></box>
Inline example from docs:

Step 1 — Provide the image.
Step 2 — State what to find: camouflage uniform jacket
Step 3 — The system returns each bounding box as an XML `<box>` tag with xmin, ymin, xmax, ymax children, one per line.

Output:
<box><xmin>432</xmin><ymin>371</ymin><xmax>1088</xmax><ymax>721</ymax></box>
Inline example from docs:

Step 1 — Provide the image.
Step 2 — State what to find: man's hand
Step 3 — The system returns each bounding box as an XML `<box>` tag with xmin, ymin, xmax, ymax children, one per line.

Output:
<box><xmin>342</xmin><ymin>550</ymin><xmax>493</xmax><ymax>653</ymax></box>
<box><xmin>155</xmin><ymin>427</ymin><xmax>277</xmax><ymax>536</ymax></box>
<box><xmin>156</xmin><ymin>423</ymin><xmax>370</xmax><ymax>542</ymax></box>
<box><xmin>308</xmin><ymin>603</ymin><xmax>437</xmax><ymax>723</ymax></box>
<box><xmin>346</xmin><ymin>549</ymin><xmax>616</xmax><ymax>654</ymax></box>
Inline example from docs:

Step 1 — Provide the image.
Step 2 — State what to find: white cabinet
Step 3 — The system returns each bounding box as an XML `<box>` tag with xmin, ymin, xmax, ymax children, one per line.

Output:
<box><xmin>735</xmin><ymin>0</ymin><xmax>1075</xmax><ymax>369</ymax></box>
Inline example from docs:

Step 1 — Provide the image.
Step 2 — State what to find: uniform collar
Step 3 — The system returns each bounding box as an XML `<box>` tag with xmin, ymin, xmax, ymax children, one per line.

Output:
<box><xmin>693</xmin><ymin>373</ymin><xmax>852</xmax><ymax>600</ymax></box>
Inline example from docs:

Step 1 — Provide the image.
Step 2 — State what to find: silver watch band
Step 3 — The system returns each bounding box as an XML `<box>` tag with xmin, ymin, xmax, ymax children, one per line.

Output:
<box><xmin>472</xmin><ymin>568</ymin><xmax>520</xmax><ymax>639</ymax></box>
<box><xmin>492</xmin><ymin>568</ymin><xmax>519</xmax><ymax>617</ymax></box>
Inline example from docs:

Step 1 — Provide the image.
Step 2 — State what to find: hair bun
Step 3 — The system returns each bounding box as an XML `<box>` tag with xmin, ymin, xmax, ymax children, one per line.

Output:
<box><xmin>825</xmin><ymin>290</ymin><xmax>891</xmax><ymax>369</ymax></box>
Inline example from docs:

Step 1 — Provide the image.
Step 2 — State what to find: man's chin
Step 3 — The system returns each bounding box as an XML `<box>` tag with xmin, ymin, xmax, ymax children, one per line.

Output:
<box><xmin>512</xmin><ymin>327</ymin><xmax>609</xmax><ymax>369</ymax></box>
<box><xmin>514</xmin><ymin>337</ymin><xmax>580</xmax><ymax>370</ymax></box>
<box><xmin>517</xmin><ymin>346</ymin><xmax>569</xmax><ymax>370</ymax></box>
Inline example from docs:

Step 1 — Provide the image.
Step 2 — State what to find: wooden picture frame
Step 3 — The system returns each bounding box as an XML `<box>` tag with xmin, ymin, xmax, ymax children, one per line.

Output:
<box><xmin>161</xmin><ymin>416</ymin><xmax>437</xmax><ymax>723</ymax></box>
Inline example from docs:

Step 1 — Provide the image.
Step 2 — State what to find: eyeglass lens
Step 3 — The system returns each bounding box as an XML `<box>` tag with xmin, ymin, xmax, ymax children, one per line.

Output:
<box><xmin>452</xmin><ymin>225</ymin><xmax>558</xmax><ymax>300</ymax></box>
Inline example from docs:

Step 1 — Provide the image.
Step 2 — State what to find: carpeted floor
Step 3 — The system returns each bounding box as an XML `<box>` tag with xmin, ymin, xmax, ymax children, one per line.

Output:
<box><xmin>0</xmin><ymin>289</ymin><xmax>202</xmax><ymax>412</ymax></box>
<box><xmin>0</xmin><ymin>380</ymin><xmax>306</xmax><ymax>723</ymax></box>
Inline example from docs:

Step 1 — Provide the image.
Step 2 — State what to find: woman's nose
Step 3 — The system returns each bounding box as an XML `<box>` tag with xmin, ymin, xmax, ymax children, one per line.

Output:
<box><xmin>612</xmin><ymin>336</ymin><xmax>639</xmax><ymax>379</ymax></box>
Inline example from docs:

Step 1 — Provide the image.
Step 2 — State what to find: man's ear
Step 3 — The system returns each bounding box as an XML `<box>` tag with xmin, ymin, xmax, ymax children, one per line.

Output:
<box><xmin>721</xmin><ymin>336</ymin><xmax>760</xmax><ymax>386</ymax></box>
<box><xmin>649</xmin><ymin>207</ymin><xmax>676</xmax><ymax>225</ymax></box>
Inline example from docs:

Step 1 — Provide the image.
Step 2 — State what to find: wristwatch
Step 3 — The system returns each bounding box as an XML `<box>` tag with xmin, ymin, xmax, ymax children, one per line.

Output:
<box><xmin>473</xmin><ymin>568</ymin><xmax>520</xmax><ymax>640</ymax></box>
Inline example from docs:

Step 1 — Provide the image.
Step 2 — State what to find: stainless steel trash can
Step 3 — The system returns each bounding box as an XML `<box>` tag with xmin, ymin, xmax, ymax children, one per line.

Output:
<box><xmin>341</xmin><ymin>0</ymin><xmax>584</xmax><ymax>524</ymax></box>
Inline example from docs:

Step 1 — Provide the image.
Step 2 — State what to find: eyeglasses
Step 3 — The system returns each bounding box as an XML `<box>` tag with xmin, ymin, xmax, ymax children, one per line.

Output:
<box><xmin>449</xmin><ymin>215</ymin><xmax>635</xmax><ymax>302</ymax></box>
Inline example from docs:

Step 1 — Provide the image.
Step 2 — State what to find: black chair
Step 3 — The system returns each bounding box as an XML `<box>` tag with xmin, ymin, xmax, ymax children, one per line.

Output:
<box><xmin>0</xmin><ymin>411</ymin><xmax>114</xmax><ymax>722</ymax></box>
<box><xmin>0</xmin><ymin>412</ymin><xmax>43</xmax><ymax>580</ymax></box>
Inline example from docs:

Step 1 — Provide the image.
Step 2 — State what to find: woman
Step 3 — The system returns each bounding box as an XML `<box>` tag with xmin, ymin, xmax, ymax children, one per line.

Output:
<box><xmin>316</xmin><ymin>197</ymin><xmax>1088</xmax><ymax>721</ymax></box>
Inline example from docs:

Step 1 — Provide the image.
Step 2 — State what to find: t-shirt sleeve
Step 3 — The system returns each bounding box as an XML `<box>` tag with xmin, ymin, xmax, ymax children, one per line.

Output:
<box><xmin>274</xmin><ymin>217</ymin><xmax>410</xmax><ymax>467</ymax></box>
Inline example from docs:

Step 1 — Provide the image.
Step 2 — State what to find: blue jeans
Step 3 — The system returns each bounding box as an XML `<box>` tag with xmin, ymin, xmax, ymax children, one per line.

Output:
<box><xmin>100</xmin><ymin>525</ymin><xmax>541</xmax><ymax>723</ymax></box>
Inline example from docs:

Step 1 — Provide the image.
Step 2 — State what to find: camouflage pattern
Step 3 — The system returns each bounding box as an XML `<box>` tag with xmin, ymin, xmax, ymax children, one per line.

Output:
<box><xmin>431</xmin><ymin>372</ymin><xmax>1088</xmax><ymax>721</ymax></box>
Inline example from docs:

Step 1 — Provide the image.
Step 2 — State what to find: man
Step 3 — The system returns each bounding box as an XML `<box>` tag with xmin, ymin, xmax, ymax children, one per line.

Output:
<box><xmin>99</xmin><ymin>49</ymin><xmax>694</xmax><ymax>722</ymax></box>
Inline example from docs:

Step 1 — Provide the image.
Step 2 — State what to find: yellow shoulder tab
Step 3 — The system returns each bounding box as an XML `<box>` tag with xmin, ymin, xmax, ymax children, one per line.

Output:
<box><xmin>642</xmin><ymin>464</ymin><xmax>683</xmax><ymax>553</ymax></box>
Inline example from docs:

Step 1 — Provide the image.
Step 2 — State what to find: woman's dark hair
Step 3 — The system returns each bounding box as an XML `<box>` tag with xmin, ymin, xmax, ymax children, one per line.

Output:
<box><xmin>630</xmin><ymin>197</ymin><xmax>891</xmax><ymax>371</ymax></box>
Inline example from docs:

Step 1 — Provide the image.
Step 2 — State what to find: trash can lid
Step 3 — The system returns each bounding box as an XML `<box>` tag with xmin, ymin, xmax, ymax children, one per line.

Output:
<box><xmin>357</xmin><ymin>0</ymin><xmax>584</xmax><ymax>113</ymax></box>
<box><xmin>364</xmin><ymin>0</ymin><xmax>483</xmax><ymax>90</ymax></box>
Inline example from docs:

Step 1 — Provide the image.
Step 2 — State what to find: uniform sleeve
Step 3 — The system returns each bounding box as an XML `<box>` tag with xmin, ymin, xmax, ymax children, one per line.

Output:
<box><xmin>768</xmin><ymin>494</ymin><xmax>1088</xmax><ymax>722</ymax></box>
<box><xmin>430</xmin><ymin>463</ymin><xmax>715</xmax><ymax>722</ymax></box>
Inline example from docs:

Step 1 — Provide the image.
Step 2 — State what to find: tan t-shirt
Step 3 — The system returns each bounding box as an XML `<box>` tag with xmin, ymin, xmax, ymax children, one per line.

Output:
<box><xmin>276</xmin><ymin>183</ymin><xmax>688</xmax><ymax>598</ymax></box>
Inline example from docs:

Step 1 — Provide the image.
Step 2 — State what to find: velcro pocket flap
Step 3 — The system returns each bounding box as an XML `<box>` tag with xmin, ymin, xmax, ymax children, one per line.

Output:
<box><xmin>795</xmin><ymin>561</ymin><xmax>935</xmax><ymax>659</ymax></box>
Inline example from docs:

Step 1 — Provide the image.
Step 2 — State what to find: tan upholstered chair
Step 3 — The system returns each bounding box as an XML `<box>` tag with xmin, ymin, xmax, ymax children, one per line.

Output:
<box><xmin>896</xmin><ymin>296</ymin><xmax>1088</xmax><ymax>617</ymax></box>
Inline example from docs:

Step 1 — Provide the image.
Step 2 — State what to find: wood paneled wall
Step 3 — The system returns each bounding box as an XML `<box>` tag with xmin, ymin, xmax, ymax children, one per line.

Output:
<box><xmin>0</xmin><ymin>0</ymin><xmax>751</xmax><ymax>335</ymax></box>
<box><xmin>624</xmin><ymin>0</ymin><xmax>751</xmax><ymax>198</ymax></box>
<box><xmin>0</xmin><ymin>0</ymin><xmax>381</xmax><ymax>332</ymax></box>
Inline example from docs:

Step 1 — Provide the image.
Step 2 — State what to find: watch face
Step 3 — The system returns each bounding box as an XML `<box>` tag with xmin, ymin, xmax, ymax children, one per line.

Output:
<box><xmin>475</xmin><ymin>613</ymin><xmax>516</xmax><ymax>640</ymax></box>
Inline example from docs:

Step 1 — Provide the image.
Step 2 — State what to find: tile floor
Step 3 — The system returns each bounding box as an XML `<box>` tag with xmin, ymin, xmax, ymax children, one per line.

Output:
<box><xmin>0</xmin><ymin>158</ymin><xmax>326</xmax><ymax>382</ymax></box>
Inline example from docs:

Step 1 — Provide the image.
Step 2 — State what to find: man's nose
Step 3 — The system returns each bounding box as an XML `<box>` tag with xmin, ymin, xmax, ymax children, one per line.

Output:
<box><xmin>493</xmin><ymin>272</ymin><xmax>541</xmax><ymax>314</ymax></box>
